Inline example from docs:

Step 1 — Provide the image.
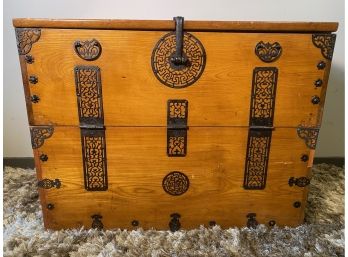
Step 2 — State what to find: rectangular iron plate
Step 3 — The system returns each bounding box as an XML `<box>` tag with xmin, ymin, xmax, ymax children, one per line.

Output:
<box><xmin>167</xmin><ymin>99</ymin><xmax>188</xmax><ymax>157</ymax></box>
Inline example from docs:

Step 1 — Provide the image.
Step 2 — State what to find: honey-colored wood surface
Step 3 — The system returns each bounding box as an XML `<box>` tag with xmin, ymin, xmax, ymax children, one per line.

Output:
<box><xmin>13</xmin><ymin>19</ymin><xmax>338</xmax><ymax>32</ymax></box>
<box><xmin>25</xmin><ymin>29</ymin><xmax>330</xmax><ymax>127</ymax></box>
<box><xmin>36</xmin><ymin>126</ymin><xmax>310</xmax><ymax>230</ymax></box>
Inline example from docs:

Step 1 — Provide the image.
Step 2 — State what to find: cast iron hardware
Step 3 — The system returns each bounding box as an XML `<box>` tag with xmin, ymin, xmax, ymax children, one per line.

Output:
<box><xmin>47</xmin><ymin>203</ymin><xmax>54</xmax><ymax>210</ymax></box>
<box><xmin>301</xmin><ymin>154</ymin><xmax>309</xmax><ymax>162</ymax></box>
<box><xmin>38</xmin><ymin>178</ymin><xmax>61</xmax><ymax>189</ymax></box>
<box><xmin>162</xmin><ymin>171</ymin><xmax>189</xmax><ymax>196</ymax></box>
<box><xmin>244</xmin><ymin>67</ymin><xmax>277</xmax><ymax>190</ymax></box>
<box><xmin>25</xmin><ymin>55</ymin><xmax>34</xmax><ymax>64</ymax></box>
<box><xmin>311</xmin><ymin>96</ymin><xmax>320</xmax><ymax>105</ymax></box>
<box><xmin>209</xmin><ymin>221</ymin><xmax>216</xmax><ymax>227</ymax></box>
<box><xmin>31</xmin><ymin>95</ymin><xmax>40</xmax><ymax>103</ymax></box>
<box><xmin>293</xmin><ymin>201</ymin><xmax>301</xmax><ymax>208</ymax></box>
<box><xmin>314</xmin><ymin>79</ymin><xmax>323</xmax><ymax>87</ymax></box>
<box><xmin>40</xmin><ymin>154</ymin><xmax>48</xmax><ymax>162</ymax></box>
<box><xmin>81</xmin><ymin>128</ymin><xmax>108</xmax><ymax>191</ymax></box>
<box><xmin>269</xmin><ymin>220</ymin><xmax>276</xmax><ymax>227</ymax></box>
<box><xmin>297</xmin><ymin>125</ymin><xmax>320</xmax><ymax>149</ymax></box>
<box><xmin>246</xmin><ymin>213</ymin><xmax>258</xmax><ymax>228</ymax></box>
<box><xmin>171</xmin><ymin>17</ymin><xmax>187</xmax><ymax>66</ymax></box>
<box><xmin>74</xmin><ymin>66</ymin><xmax>104</xmax><ymax>128</ymax></box>
<box><xmin>30</xmin><ymin>126</ymin><xmax>54</xmax><ymax>149</ymax></box>
<box><xmin>249</xmin><ymin>67</ymin><xmax>278</xmax><ymax>127</ymax></box>
<box><xmin>151</xmin><ymin>16</ymin><xmax>206</xmax><ymax>89</ymax></box>
<box><xmin>317</xmin><ymin>61</ymin><xmax>326</xmax><ymax>70</ymax></box>
<box><xmin>167</xmin><ymin>99</ymin><xmax>188</xmax><ymax>157</ymax></box>
<box><xmin>131</xmin><ymin>220</ymin><xmax>139</xmax><ymax>227</ymax></box>
<box><xmin>29</xmin><ymin>75</ymin><xmax>38</xmax><ymax>84</ymax></box>
<box><xmin>289</xmin><ymin>177</ymin><xmax>310</xmax><ymax>187</ymax></box>
<box><xmin>169</xmin><ymin>213</ymin><xmax>181</xmax><ymax>232</ymax></box>
<box><xmin>255</xmin><ymin>41</ymin><xmax>282</xmax><ymax>63</ymax></box>
<box><xmin>244</xmin><ymin>129</ymin><xmax>272</xmax><ymax>189</ymax></box>
<box><xmin>91</xmin><ymin>214</ymin><xmax>103</xmax><ymax>229</ymax></box>
<box><xmin>74</xmin><ymin>39</ymin><xmax>102</xmax><ymax>61</ymax></box>
<box><xmin>312</xmin><ymin>34</ymin><xmax>336</xmax><ymax>60</ymax></box>
<box><xmin>15</xmin><ymin>28</ymin><xmax>41</xmax><ymax>55</ymax></box>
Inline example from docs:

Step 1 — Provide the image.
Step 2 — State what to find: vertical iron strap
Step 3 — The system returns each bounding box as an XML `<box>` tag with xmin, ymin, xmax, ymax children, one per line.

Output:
<box><xmin>244</xmin><ymin>67</ymin><xmax>278</xmax><ymax>190</ymax></box>
<box><xmin>81</xmin><ymin>128</ymin><xmax>108</xmax><ymax>191</ymax></box>
<box><xmin>74</xmin><ymin>65</ymin><xmax>108</xmax><ymax>191</ymax></box>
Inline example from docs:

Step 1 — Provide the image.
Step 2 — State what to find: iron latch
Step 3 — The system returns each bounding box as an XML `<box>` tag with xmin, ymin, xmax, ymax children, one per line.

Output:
<box><xmin>171</xmin><ymin>16</ymin><xmax>187</xmax><ymax>67</ymax></box>
<box><xmin>167</xmin><ymin>99</ymin><xmax>188</xmax><ymax>157</ymax></box>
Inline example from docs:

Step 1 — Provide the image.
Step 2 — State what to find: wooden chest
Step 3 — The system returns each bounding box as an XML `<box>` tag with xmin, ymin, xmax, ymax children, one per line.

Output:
<box><xmin>13</xmin><ymin>17</ymin><xmax>338</xmax><ymax>231</ymax></box>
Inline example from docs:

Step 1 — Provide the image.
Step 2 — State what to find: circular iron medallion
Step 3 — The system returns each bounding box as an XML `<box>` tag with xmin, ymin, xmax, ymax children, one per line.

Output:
<box><xmin>162</xmin><ymin>171</ymin><xmax>189</xmax><ymax>196</ymax></box>
<box><xmin>151</xmin><ymin>32</ymin><xmax>206</xmax><ymax>89</ymax></box>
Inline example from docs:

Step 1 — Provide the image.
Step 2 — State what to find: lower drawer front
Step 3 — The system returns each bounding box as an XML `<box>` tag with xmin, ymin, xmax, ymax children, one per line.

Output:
<box><xmin>35</xmin><ymin>126</ymin><xmax>310</xmax><ymax>230</ymax></box>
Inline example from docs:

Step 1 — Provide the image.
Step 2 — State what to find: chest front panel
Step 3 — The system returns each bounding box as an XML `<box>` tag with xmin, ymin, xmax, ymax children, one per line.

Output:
<box><xmin>15</xmin><ymin>19</ymin><xmax>337</xmax><ymax>230</ymax></box>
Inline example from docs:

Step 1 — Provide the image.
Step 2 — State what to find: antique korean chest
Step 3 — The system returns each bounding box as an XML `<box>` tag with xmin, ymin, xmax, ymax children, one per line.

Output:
<box><xmin>13</xmin><ymin>17</ymin><xmax>338</xmax><ymax>231</ymax></box>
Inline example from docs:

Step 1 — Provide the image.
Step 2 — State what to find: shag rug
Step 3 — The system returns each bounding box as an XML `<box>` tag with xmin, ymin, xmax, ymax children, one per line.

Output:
<box><xmin>3</xmin><ymin>164</ymin><xmax>345</xmax><ymax>257</ymax></box>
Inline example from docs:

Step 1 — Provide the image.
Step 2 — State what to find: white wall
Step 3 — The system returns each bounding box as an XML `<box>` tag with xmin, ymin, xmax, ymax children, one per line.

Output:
<box><xmin>3</xmin><ymin>0</ymin><xmax>345</xmax><ymax>157</ymax></box>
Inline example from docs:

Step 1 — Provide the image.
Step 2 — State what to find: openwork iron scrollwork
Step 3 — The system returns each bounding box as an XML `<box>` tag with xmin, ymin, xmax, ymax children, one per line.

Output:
<box><xmin>167</xmin><ymin>100</ymin><xmax>188</xmax><ymax>157</ymax></box>
<box><xmin>255</xmin><ymin>41</ymin><xmax>282</xmax><ymax>63</ymax></box>
<box><xmin>244</xmin><ymin>129</ymin><xmax>272</xmax><ymax>189</ymax></box>
<box><xmin>249</xmin><ymin>67</ymin><xmax>278</xmax><ymax>127</ymax></box>
<box><xmin>151</xmin><ymin>32</ymin><xmax>206</xmax><ymax>88</ymax></box>
<box><xmin>312</xmin><ymin>34</ymin><xmax>336</xmax><ymax>60</ymax></box>
<box><xmin>297</xmin><ymin>125</ymin><xmax>320</xmax><ymax>149</ymax></box>
<box><xmin>15</xmin><ymin>28</ymin><xmax>41</xmax><ymax>55</ymax></box>
<box><xmin>288</xmin><ymin>177</ymin><xmax>310</xmax><ymax>187</ymax></box>
<box><xmin>81</xmin><ymin>129</ymin><xmax>108</xmax><ymax>191</ymax></box>
<box><xmin>162</xmin><ymin>171</ymin><xmax>189</xmax><ymax>196</ymax></box>
<box><xmin>38</xmin><ymin>178</ymin><xmax>61</xmax><ymax>189</ymax></box>
<box><xmin>74</xmin><ymin>39</ymin><xmax>102</xmax><ymax>61</ymax></box>
<box><xmin>74</xmin><ymin>66</ymin><xmax>104</xmax><ymax>127</ymax></box>
<box><xmin>30</xmin><ymin>126</ymin><xmax>54</xmax><ymax>149</ymax></box>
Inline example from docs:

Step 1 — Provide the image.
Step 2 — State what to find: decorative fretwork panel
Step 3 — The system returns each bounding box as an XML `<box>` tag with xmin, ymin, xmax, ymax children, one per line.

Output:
<box><xmin>167</xmin><ymin>100</ymin><xmax>188</xmax><ymax>157</ymax></box>
<box><xmin>151</xmin><ymin>32</ymin><xmax>206</xmax><ymax>89</ymax></box>
<box><xmin>297</xmin><ymin>125</ymin><xmax>320</xmax><ymax>149</ymax></box>
<box><xmin>255</xmin><ymin>41</ymin><xmax>282</xmax><ymax>63</ymax></box>
<box><xmin>30</xmin><ymin>126</ymin><xmax>54</xmax><ymax>149</ymax></box>
<box><xmin>243</xmin><ymin>129</ymin><xmax>272</xmax><ymax>189</ymax></box>
<box><xmin>74</xmin><ymin>66</ymin><xmax>104</xmax><ymax>127</ymax></box>
<box><xmin>249</xmin><ymin>67</ymin><xmax>278</xmax><ymax>127</ymax></box>
<box><xmin>15</xmin><ymin>28</ymin><xmax>41</xmax><ymax>55</ymax></box>
<box><xmin>81</xmin><ymin>129</ymin><xmax>108</xmax><ymax>191</ymax></box>
<box><xmin>312</xmin><ymin>34</ymin><xmax>336</xmax><ymax>60</ymax></box>
<box><xmin>162</xmin><ymin>171</ymin><xmax>189</xmax><ymax>196</ymax></box>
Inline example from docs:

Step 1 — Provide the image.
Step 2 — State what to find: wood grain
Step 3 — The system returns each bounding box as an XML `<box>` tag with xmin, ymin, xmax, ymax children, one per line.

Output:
<box><xmin>13</xmin><ymin>19</ymin><xmax>338</xmax><ymax>32</ymax></box>
<box><xmin>25</xmin><ymin>29</ymin><xmax>330</xmax><ymax>127</ymax></box>
<box><xmin>37</xmin><ymin>126</ymin><xmax>310</xmax><ymax>229</ymax></box>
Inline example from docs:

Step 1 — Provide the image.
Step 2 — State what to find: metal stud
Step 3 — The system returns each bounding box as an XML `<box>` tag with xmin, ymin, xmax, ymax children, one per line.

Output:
<box><xmin>29</xmin><ymin>75</ymin><xmax>38</xmax><ymax>84</ymax></box>
<box><xmin>293</xmin><ymin>201</ymin><xmax>301</xmax><ymax>208</ymax></box>
<box><xmin>25</xmin><ymin>55</ymin><xmax>34</xmax><ymax>64</ymax></box>
<box><xmin>40</xmin><ymin>154</ymin><xmax>48</xmax><ymax>162</ymax></box>
<box><xmin>47</xmin><ymin>203</ymin><xmax>54</xmax><ymax>210</ymax></box>
<box><xmin>131</xmin><ymin>220</ymin><xmax>139</xmax><ymax>227</ymax></box>
<box><xmin>301</xmin><ymin>154</ymin><xmax>309</xmax><ymax>162</ymax></box>
<box><xmin>269</xmin><ymin>220</ymin><xmax>276</xmax><ymax>227</ymax></box>
<box><xmin>314</xmin><ymin>79</ymin><xmax>323</xmax><ymax>87</ymax></box>
<box><xmin>31</xmin><ymin>95</ymin><xmax>40</xmax><ymax>103</ymax></box>
<box><xmin>311</xmin><ymin>96</ymin><xmax>320</xmax><ymax>105</ymax></box>
<box><xmin>317</xmin><ymin>61</ymin><xmax>326</xmax><ymax>70</ymax></box>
